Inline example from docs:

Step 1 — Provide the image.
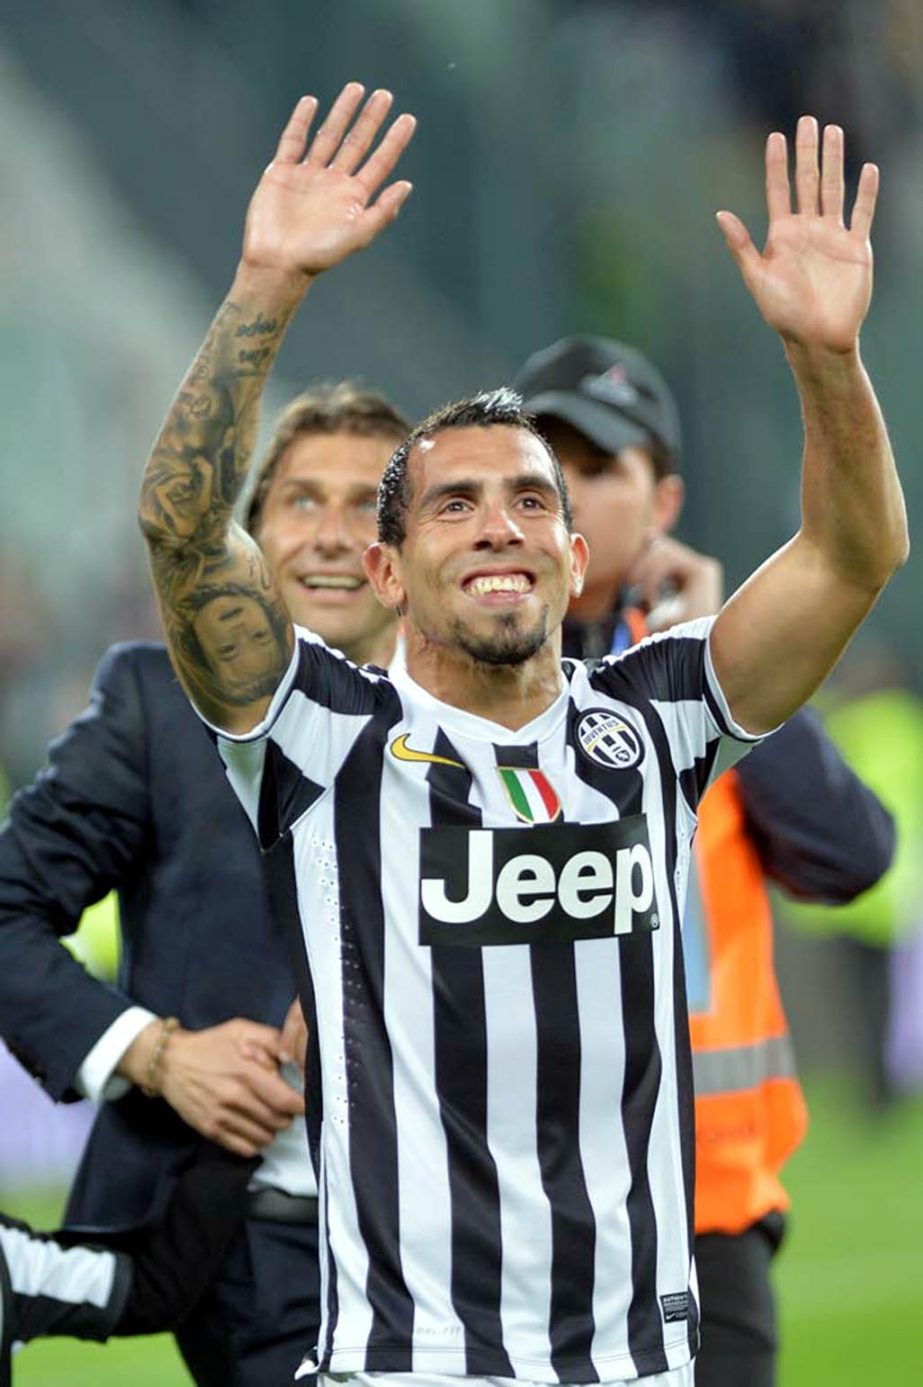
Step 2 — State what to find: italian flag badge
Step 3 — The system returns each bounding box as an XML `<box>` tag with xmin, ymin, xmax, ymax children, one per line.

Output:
<box><xmin>497</xmin><ymin>766</ymin><xmax>562</xmax><ymax>824</ymax></box>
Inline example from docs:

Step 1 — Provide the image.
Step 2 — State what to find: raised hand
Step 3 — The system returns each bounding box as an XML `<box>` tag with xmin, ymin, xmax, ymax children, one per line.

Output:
<box><xmin>242</xmin><ymin>83</ymin><xmax>416</xmax><ymax>280</ymax></box>
<box><xmin>717</xmin><ymin>117</ymin><xmax>878</xmax><ymax>353</ymax></box>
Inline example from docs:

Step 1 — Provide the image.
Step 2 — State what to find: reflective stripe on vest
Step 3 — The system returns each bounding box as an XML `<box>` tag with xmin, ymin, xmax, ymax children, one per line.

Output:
<box><xmin>693</xmin><ymin>1033</ymin><xmax>797</xmax><ymax>1097</ymax></box>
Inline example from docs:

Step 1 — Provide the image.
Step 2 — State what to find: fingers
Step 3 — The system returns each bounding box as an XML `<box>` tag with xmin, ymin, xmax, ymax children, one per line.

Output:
<box><xmin>232</xmin><ymin>1019</ymin><xmax>285</xmax><ymax>1058</ymax></box>
<box><xmin>245</xmin><ymin>1064</ymin><xmax>305</xmax><ymax>1117</ymax></box>
<box><xmin>765</xmin><ymin>131</ymin><xmax>791</xmax><ymax>223</ymax></box>
<box><xmin>821</xmin><ymin>123</ymin><xmax>845</xmax><ymax>222</ymax></box>
<box><xmin>213</xmin><ymin>1110</ymin><xmax>280</xmax><ymax>1158</ymax></box>
<box><xmin>305</xmin><ymin>81</ymin><xmax>367</xmax><ymax>167</ymax></box>
<box><xmin>330</xmin><ymin>88</ymin><xmax>394</xmax><ymax>174</ymax></box>
<box><xmin>850</xmin><ymin>161</ymin><xmax>880</xmax><ymax>240</ymax></box>
<box><xmin>794</xmin><ymin>114</ymin><xmax>819</xmax><ymax>215</ymax></box>
<box><xmin>273</xmin><ymin>95</ymin><xmax>318</xmax><ymax>165</ymax></box>
<box><xmin>279</xmin><ymin>998</ymin><xmax>308</xmax><ymax>1068</ymax></box>
<box><xmin>355</xmin><ymin>113</ymin><xmax>417</xmax><ymax>197</ymax></box>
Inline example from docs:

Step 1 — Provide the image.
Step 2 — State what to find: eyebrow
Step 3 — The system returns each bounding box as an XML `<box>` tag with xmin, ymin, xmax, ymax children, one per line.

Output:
<box><xmin>418</xmin><ymin>471</ymin><xmax>561</xmax><ymax>512</ymax></box>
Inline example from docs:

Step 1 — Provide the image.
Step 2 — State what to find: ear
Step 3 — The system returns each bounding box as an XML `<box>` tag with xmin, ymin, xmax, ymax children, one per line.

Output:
<box><xmin>652</xmin><ymin>475</ymin><xmax>684</xmax><ymax>537</ymax></box>
<box><xmin>363</xmin><ymin>542</ymin><xmax>406</xmax><ymax>612</ymax></box>
<box><xmin>569</xmin><ymin>532</ymin><xmax>590</xmax><ymax>599</ymax></box>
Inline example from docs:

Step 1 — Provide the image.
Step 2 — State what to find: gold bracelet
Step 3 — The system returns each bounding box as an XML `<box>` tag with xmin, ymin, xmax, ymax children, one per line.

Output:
<box><xmin>141</xmin><ymin>1016</ymin><xmax>179</xmax><ymax>1098</ymax></box>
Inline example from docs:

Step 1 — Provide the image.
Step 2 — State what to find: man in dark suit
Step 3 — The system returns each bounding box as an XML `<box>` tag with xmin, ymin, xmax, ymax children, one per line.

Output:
<box><xmin>0</xmin><ymin>381</ymin><xmax>409</xmax><ymax>1386</ymax></box>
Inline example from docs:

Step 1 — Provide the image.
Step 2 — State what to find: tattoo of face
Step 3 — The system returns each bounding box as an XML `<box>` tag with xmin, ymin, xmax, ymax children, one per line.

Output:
<box><xmin>141</xmin><ymin>296</ymin><xmax>295</xmax><ymax>723</ymax></box>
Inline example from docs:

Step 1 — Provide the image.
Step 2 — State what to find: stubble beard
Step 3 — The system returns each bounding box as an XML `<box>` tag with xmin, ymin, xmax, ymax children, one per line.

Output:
<box><xmin>449</xmin><ymin>609</ymin><xmax>549</xmax><ymax>668</ymax></box>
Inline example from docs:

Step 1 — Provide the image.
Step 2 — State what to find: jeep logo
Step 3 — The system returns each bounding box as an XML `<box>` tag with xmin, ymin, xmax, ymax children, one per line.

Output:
<box><xmin>419</xmin><ymin>817</ymin><xmax>659</xmax><ymax>947</ymax></box>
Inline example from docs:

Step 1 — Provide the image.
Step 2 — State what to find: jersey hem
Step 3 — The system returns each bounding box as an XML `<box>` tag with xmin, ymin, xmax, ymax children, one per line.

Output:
<box><xmin>310</xmin><ymin>1335</ymin><xmax>694</xmax><ymax>1380</ymax></box>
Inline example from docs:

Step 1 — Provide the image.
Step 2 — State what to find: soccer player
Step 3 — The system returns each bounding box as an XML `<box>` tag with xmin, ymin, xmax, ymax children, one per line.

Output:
<box><xmin>0</xmin><ymin>378</ymin><xmax>409</xmax><ymax>1387</ymax></box>
<box><xmin>138</xmin><ymin>85</ymin><xmax>906</xmax><ymax>1387</ymax></box>
<box><xmin>0</xmin><ymin>1144</ymin><xmax>255</xmax><ymax>1385</ymax></box>
<box><xmin>513</xmin><ymin>332</ymin><xmax>896</xmax><ymax>1386</ymax></box>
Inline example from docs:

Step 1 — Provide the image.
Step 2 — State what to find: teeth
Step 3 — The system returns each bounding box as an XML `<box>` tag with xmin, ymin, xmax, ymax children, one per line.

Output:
<box><xmin>466</xmin><ymin>573</ymin><xmax>531</xmax><ymax>596</ymax></box>
<box><xmin>303</xmin><ymin>575</ymin><xmax>362</xmax><ymax>590</ymax></box>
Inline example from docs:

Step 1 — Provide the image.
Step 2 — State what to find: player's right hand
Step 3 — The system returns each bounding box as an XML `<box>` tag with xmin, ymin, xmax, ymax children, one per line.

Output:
<box><xmin>241</xmin><ymin>83</ymin><xmax>416</xmax><ymax>281</ymax></box>
<box><xmin>159</xmin><ymin>1019</ymin><xmax>305</xmax><ymax>1158</ymax></box>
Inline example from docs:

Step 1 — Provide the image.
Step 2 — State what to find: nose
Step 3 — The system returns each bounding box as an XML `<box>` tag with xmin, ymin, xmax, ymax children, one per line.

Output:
<box><xmin>313</xmin><ymin>504</ymin><xmax>352</xmax><ymax>556</ymax></box>
<box><xmin>474</xmin><ymin>498</ymin><xmax>525</xmax><ymax>550</ymax></box>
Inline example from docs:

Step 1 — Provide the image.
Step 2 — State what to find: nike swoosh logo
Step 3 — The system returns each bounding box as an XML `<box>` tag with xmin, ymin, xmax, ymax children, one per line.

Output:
<box><xmin>390</xmin><ymin>734</ymin><xmax>465</xmax><ymax>769</ymax></box>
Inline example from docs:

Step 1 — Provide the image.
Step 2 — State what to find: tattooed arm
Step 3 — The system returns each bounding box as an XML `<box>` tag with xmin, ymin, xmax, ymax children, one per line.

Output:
<box><xmin>139</xmin><ymin>83</ymin><xmax>416</xmax><ymax>733</ymax></box>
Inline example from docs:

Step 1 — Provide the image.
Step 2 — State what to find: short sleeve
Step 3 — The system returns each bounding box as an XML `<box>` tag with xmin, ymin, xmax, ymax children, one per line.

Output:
<box><xmin>589</xmin><ymin>616</ymin><xmax>771</xmax><ymax>812</ymax></box>
<box><xmin>196</xmin><ymin>627</ymin><xmax>396</xmax><ymax>848</ymax></box>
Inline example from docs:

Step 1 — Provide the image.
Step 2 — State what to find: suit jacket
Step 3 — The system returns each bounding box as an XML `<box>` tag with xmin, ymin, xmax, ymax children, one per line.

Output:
<box><xmin>0</xmin><ymin>643</ymin><xmax>299</xmax><ymax>1233</ymax></box>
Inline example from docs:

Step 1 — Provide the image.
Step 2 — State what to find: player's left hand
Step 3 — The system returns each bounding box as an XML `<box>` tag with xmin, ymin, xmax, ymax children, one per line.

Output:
<box><xmin>241</xmin><ymin>84</ymin><xmax>416</xmax><ymax>281</ymax></box>
<box><xmin>716</xmin><ymin>117</ymin><xmax>878</xmax><ymax>353</ymax></box>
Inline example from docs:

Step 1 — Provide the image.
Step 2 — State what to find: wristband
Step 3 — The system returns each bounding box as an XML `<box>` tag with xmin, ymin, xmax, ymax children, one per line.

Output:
<box><xmin>141</xmin><ymin>1016</ymin><xmax>180</xmax><ymax>1098</ymax></box>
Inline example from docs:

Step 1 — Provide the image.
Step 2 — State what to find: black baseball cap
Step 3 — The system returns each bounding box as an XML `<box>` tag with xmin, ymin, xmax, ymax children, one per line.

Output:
<box><xmin>514</xmin><ymin>335</ymin><xmax>681</xmax><ymax>475</ymax></box>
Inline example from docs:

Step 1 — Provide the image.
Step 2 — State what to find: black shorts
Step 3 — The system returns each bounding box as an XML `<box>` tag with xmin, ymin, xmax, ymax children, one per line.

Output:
<box><xmin>694</xmin><ymin>1212</ymin><xmax>786</xmax><ymax>1387</ymax></box>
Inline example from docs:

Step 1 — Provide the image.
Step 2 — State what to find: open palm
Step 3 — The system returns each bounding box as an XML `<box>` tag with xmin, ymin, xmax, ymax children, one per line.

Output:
<box><xmin>718</xmin><ymin>118</ymin><xmax>879</xmax><ymax>353</ymax></box>
<box><xmin>242</xmin><ymin>83</ymin><xmax>416</xmax><ymax>279</ymax></box>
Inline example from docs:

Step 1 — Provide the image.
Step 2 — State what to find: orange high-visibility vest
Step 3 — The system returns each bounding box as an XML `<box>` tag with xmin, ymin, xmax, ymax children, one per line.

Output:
<box><xmin>624</xmin><ymin>608</ymin><xmax>808</xmax><ymax>1234</ymax></box>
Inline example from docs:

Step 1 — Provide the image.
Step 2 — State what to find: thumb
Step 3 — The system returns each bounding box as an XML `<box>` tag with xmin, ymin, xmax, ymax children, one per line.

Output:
<box><xmin>364</xmin><ymin>180</ymin><xmax>413</xmax><ymax>240</ymax></box>
<box><xmin>715</xmin><ymin>210</ymin><xmax>761</xmax><ymax>281</ymax></box>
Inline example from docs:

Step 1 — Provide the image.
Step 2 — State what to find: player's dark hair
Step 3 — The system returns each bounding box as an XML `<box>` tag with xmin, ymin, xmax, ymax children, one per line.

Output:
<box><xmin>245</xmin><ymin>381</ymin><xmax>411</xmax><ymax>535</ymax></box>
<box><xmin>377</xmin><ymin>387</ymin><xmax>573</xmax><ymax>548</ymax></box>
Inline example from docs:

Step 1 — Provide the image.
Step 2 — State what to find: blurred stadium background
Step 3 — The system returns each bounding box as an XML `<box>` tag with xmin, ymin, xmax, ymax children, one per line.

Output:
<box><xmin>1</xmin><ymin>0</ymin><xmax>922</xmax><ymax>1381</ymax></box>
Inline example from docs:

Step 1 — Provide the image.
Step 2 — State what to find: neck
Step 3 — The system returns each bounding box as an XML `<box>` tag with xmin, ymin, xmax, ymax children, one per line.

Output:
<box><xmin>566</xmin><ymin>578</ymin><xmax>623</xmax><ymax>624</ymax></box>
<box><xmin>403</xmin><ymin>628</ymin><xmax>565</xmax><ymax>730</ymax></box>
<box><xmin>341</xmin><ymin>621</ymin><xmax>399</xmax><ymax>670</ymax></box>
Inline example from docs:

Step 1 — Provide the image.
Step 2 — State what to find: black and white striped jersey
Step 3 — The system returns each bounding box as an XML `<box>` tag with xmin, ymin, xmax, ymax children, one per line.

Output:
<box><xmin>214</xmin><ymin>616</ymin><xmax>761</xmax><ymax>1384</ymax></box>
<box><xmin>0</xmin><ymin>1218</ymin><xmax>130</xmax><ymax>1384</ymax></box>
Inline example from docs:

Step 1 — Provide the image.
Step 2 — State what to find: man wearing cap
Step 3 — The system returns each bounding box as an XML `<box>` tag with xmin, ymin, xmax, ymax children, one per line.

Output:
<box><xmin>515</xmin><ymin>335</ymin><xmax>896</xmax><ymax>1387</ymax></box>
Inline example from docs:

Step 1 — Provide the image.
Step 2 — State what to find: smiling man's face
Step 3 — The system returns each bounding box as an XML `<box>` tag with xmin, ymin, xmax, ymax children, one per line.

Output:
<box><xmin>255</xmin><ymin>430</ymin><xmax>399</xmax><ymax>665</ymax></box>
<box><xmin>367</xmin><ymin>425</ymin><xmax>587</xmax><ymax>667</ymax></box>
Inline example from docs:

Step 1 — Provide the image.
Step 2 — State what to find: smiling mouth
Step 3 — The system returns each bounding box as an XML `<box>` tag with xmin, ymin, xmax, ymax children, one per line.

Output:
<box><xmin>300</xmin><ymin>575</ymin><xmax>365</xmax><ymax>591</ymax></box>
<box><xmin>462</xmin><ymin>572</ymin><xmax>533</xmax><ymax>598</ymax></box>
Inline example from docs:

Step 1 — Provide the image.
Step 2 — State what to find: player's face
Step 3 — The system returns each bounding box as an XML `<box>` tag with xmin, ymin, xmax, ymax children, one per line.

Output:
<box><xmin>377</xmin><ymin>426</ymin><xmax>587</xmax><ymax>667</ymax></box>
<box><xmin>256</xmin><ymin>431</ymin><xmax>398</xmax><ymax>663</ymax></box>
<box><xmin>541</xmin><ymin>419</ymin><xmax>680</xmax><ymax>622</ymax></box>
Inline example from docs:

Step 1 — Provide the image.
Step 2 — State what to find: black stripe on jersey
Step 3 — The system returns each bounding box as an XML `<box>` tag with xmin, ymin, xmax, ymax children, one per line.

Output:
<box><xmin>570</xmin><ymin>685</ymin><xmax>671</xmax><ymax>1372</ymax></box>
<box><xmin>334</xmin><ymin>705</ymin><xmax>414</xmax><ymax>1371</ymax></box>
<box><xmin>674</xmin><ymin>919</ymin><xmax>700</xmax><ymax>1359</ymax></box>
<box><xmin>427</xmin><ymin>732</ymin><xmax>513</xmax><ymax>1378</ymax></box>
<box><xmin>257</xmin><ymin>741</ymin><xmax>325</xmax><ymax>849</ymax></box>
<box><xmin>530</xmin><ymin>947</ymin><xmax>599</xmax><ymax>1382</ymax></box>
<box><xmin>293</xmin><ymin>639</ymin><xmax>386</xmax><ymax>715</ymax></box>
<box><xmin>321</xmin><ymin>1164</ymin><xmax>340</xmax><ymax>1369</ymax></box>
<box><xmin>491</xmin><ymin>740</ymin><xmax>538</xmax><ymax>769</ymax></box>
<box><xmin>618</xmin><ymin>936</ymin><xmax>669</xmax><ymax>1375</ymax></box>
<box><xmin>595</xmin><ymin>635</ymin><xmax>708</xmax><ymax>707</ymax></box>
<box><xmin>702</xmin><ymin>668</ymin><xmax>732</xmax><ymax>736</ymax></box>
<box><xmin>677</xmin><ymin>742</ymin><xmax>719</xmax><ymax>819</ymax></box>
<box><xmin>614</xmin><ymin>683</ymin><xmax>698</xmax><ymax>1360</ymax></box>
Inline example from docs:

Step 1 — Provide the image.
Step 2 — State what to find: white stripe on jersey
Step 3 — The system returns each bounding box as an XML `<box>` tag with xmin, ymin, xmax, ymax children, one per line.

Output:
<box><xmin>210</xmin><ymin>616</ymin><xmax>760</xmax><ymax>1383</ymax></box>
<box><xmin>0</xmin><ymin>1225</ymin><xmax>116</xmax><ymax>1312</ymax></box>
